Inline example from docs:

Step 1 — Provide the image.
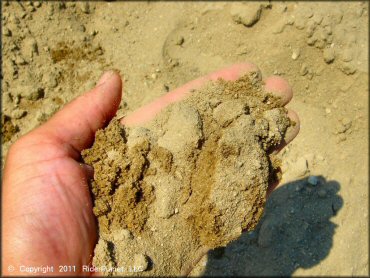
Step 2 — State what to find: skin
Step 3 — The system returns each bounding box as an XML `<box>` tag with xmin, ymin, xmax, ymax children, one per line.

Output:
<box><xmin>2</xmin><ymin>63</ymin><xmax>299</xmax><ymax>276</ymax></box>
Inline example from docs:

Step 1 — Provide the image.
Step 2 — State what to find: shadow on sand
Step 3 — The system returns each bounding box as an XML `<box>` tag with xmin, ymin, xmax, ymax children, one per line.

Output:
<box><xmin>204</xmin><ymin>176</ymin><xmax>343</xmax><ymax>276</ymax></box>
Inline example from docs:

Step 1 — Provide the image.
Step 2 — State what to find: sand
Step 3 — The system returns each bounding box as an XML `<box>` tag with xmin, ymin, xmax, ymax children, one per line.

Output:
<box><xmin>81</xmin><ymin>75</ymin><xmax>292</xmax><ymax>275</ymax></box>
<box><xmin>1</xmin><ymin>1</ymin><xmax>368</xmax><ymax>276</ymax></box>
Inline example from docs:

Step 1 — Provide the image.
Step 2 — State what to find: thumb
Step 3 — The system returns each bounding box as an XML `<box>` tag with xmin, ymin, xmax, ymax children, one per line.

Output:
<box><xmin>38</xmin><ymin>70</ymin><xmax>123</xmax><ymax>152</ymax></box>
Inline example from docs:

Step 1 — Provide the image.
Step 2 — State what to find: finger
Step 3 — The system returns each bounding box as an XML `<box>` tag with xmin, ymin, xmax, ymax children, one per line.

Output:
<box><xmin>271</xmin><ymin>109</ymin><xmax>300</xmax><ymax>154</ymax></box>
<box><xmin>38</xmin><ymin>71</ymin><xmax>123</xmax><ymax>152</ymax></box>
<box><xmin>266</xmin><ymin>110</ymin><xmax>300</xmax><ymax>197</ymax></box>
<box><xmin>121</xmin><ymin>63</ymin><xmax>260</xmax><ymax>126</ymax></box>
<box><xmin>264</xmin><ymin>76</ymin><xmax>293</xmax><ymax>106</ymax></box>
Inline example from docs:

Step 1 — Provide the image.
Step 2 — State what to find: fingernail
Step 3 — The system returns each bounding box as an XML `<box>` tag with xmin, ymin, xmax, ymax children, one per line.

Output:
<box><xmin>97</xmin><ymin>70</ymin><xmax>115</xmax><ymax>86</ymax></box>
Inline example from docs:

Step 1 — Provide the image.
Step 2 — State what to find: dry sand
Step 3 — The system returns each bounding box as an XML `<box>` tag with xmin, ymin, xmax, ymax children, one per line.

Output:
<box><xmin>1</xmin><ymin>1</ymin><xmax>368</xmax><ymax>276</ymax></box>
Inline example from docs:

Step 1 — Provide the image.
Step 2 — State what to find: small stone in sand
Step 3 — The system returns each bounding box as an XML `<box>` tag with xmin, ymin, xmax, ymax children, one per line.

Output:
<box><xmin>307</xmin><ymin>175</ymin><xmax>319</xmax><ymax>186</ymax></box>
<box><xmin>230</xmin><ymin>3</ymin><xmax>263</xmax><ymax>27</ymax></box>
<box><xmin>323</xmin><ymin>48</ymin><xmax>335</xmax><ymax>64</ymax></box>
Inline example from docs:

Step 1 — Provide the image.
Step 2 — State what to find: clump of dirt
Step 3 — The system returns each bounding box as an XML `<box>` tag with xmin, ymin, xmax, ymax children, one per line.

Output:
<box><xmin>1</xmin><ymin>115</ymin><xmax>19</xmax><ymax>143</ymax></box>
<box><xmin>82</xmin><ymin>73</ymin><xmax>292</xmax><ymax>276</ymax></box>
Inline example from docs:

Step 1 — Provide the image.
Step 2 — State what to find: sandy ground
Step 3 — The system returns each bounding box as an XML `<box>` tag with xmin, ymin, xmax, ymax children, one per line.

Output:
<box><xmin>1</xmin><ymin>1</ymin><xmax>368</xmax><ymax>276</ymax></box>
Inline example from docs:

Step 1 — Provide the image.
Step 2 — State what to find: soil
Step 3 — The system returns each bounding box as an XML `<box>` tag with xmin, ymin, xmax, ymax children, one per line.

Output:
<box><xmin>81</xmin><ymin>75</ymin><xmax>292</xmax><ymax>275</ymax></box>
<box><xmin>1</xmin><ymin>1</ymin><xmax>368</xmax><ymax>276</ymax></box>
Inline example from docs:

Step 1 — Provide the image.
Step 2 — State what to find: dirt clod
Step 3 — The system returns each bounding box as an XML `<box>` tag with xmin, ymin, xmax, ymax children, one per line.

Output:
<box><xmin>82</xmin><ymin>74</ymin><xmax>291</xmax><ymax>275</ymax></box>
<box><xmin>1</xmin><ymin>115</ymin><xmax>19</xmax><ymax>143</ymax></box>
<box><xmin>230</xmin><ymin>3</ymin><xmax>263</xmax><ymax>27</ymax></box>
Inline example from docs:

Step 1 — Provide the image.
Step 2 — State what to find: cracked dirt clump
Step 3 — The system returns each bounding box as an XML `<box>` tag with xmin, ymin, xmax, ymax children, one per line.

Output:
<box><xmin>82</xmin><ymin>73</ymin><xmax>292</xmax><ymax>276</ymax></box>
<box><xmin>1</xmin><ymin>115</ymin><xmax>19</xmax><ymax>143</ymax></box>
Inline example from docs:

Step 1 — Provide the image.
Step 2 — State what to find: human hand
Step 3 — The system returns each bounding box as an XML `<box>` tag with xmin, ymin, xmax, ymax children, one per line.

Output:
<box><xmin>2</xmin><ymin>71</ymin><xmax>122</xmax><ymax>276</ymax></box>
<box><xmin>2</xmin><ymin>63</ymin><xmax>299</xmax><ymax>276</ymax></box>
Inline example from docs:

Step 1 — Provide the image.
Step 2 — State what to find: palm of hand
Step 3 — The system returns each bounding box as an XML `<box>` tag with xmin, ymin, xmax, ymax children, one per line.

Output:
<box><xmin>3</xmin><ymin>132</ymin><xmax>96</xmax><ymax>272</ymax></box>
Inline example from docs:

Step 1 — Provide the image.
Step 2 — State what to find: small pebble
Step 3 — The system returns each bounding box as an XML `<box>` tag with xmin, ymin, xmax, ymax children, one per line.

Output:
<box><xmin>312</xmin><ymin>13</ymin><xmax>323</xmax><ymax>25</ymax></box>
<box><xmin>272</xmin><ymin>22</ymin><xmax>285</xmax><ymax>34</ymax></box>
<box><xmin>295</xmin><ymin>183</ymin><xmax>304</xmax><ymax>192</ymax></box>
<box><xmin>339</xmin><ymin>61</ymin><xmax>356</xmax><ymax>75</ymax></box>
<box><xmin>317</xmin><ymin>189</ymin><xmax>327</xmax><ymax>198</ymax></box>
<box><xmin>22</xmin><ymin>38</ymin><xmax>39</xmax><ymax>59</ymax></box>
<box><xmin>325</xmin><ymin>107</ymin><xmax>331</xmax><ymax>114</ymax></box>
<box><xmin>114</xmin><ymin>229</ymin><xmax>133</xmax><ymax>241</ymax></box>
<box><xmin>44</xmin><ymin>74</ymin><xmax>58</xmax><ymax>89</ymax></box>
<box><xmin>304</xmin><ymin>9</ymin><xmax>314</xmax><ymax>18</ymax></box>
<box><xmin>319</xmin><ymin>29</ymin><xmax>329</xmax><ymax>41</ymax></box>
<box><xmin>295</xmin><ymin>157</ymin><xmax>308</xmax><ymax>177</ymax></box>
<box><xmin>4</xmin><ymin>27</ymin><xmax>12</xmax><ymax>37</ymax></box>
<box><xmin>315</xmin><ymin>39</ymin><xmax>326</xmax><ymax>49</ymax></box>
<box><xmin>20</xmin><ymin>11</ymin><xmax>27</xmax><ymax>19</ymax></box>
<box><xmin>300</xmin><ymin>63</ymin><xmax>308</xmax><ymax>76</ymax></box>
<box><xmin>26</xmin><ymin>87</ymin><xmax>45</xmax><ymax>101</ymax></box>
<box><xmin>336</xmin><ymin>119</ymin><xmax>351</xmax><ymax>134</ymax></box>
<box><xmin>294</xmin><ymin>17</ymin><xmax>306</xmax><ymax>30</ymax></box>
<box><xmin>133</xmin><ymin>254</ymin><xmax>149</xmax><ymax>272</ymax></box>
<box><xmin>236</xmin><ymin>46</ymin><xmax>249</xmax><ymax>55</ymax></box>
<box><xmin>321</xmin><ymin>15</ymin><xmax>331</xmax><ymax>27</ymax></box>
<box><xmin>307</xmin><ymin>175</ymin><xmax>319</xmax><ymax>186</ymax></box>
<box><xmin>306</xmin><ymin>37</ymin><xmax>317</xmax><ymax>46</ymax></box>
<box><xmin>292</xmin><ymin>48</ymin><xmax>301</xmax><ymax>60</ymax></box>
<box><xmin>324</xmin><ymin>25</ymin><xmax>332</xmax><ymax>35</ymax></box>
<box><xmin>11</xmin><ymin>109</ymin><xmax>27</xmax><ymax>119</ymax></box>
<box><xmin>15</xmin><ymin>56</ymin><xmax>27</xmax><ymax>65</ymax></box>
<box><xmin>337</xmin><ymin>133</ymin><xmax>347</xmax><ymax>142</ymax></box>
<box><xmin>84</xmin><ymin>80</ymin><xmax>96</xmax><ymax>90</ymax></box>
<box><xmin>285</xmin><ymin>16</ymin><xmax>295</xmax><ymax>25</ymax></box>
<box><xmin>14</xmin><ymin>95</ymin><xmax>21</xmax><ymax>104</ymax></box>
<box><xmin>95</xmin><ymin>48</ymin><xmax>103</xmax><ymax>56</ymax></box>
<box><xmin>306</xmin><ymin>23</ymin><xmax>316</xmax><ymax>38</ymax></box>
<box><xmin>340</xmin><ymin>48</ymin><xmax>353</xmax><ymax>62</ymax></box>
<box><xmin>342</xmin><ymin>118</ymin><xmax>352</xmax><ymax>129</ymax></box>
<box><xmin>175</xmin><ymin>35</ymin><xmax>185</xmax><ymax>46</ymax></box>
<box><xmin>317</xmin><ymin>155</ymin><xmax>325</xmax><ymax>161</ymax></box>
<box><xmin>278</xmin><ymin>4</ymin><xmax>287</xmax><ymax>13</ymax></box>
<box><xmin>230</xmin><ymin>3</ymin><xmax>263</xmax><ymax>27</ymax></box>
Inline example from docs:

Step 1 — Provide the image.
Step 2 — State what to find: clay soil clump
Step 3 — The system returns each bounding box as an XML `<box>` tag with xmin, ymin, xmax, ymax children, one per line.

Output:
<box><xmin>82</xmin><ymin>73</ymin><xmax>292</xmax><ymax>275</ymax></box>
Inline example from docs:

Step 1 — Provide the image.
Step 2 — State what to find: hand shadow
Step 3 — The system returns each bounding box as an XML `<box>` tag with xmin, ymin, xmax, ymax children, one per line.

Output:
<box><xmin>203</xmin><ymin>176</ymin><xmax>343</xmax><ymax>276</ymax></box>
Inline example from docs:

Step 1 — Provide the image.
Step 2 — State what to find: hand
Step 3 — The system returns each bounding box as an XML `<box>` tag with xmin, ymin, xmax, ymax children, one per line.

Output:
<box><xmin>2</xmin><ymin>63</ymin><xmax>299</xmax><ymax>276</ymax></box>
